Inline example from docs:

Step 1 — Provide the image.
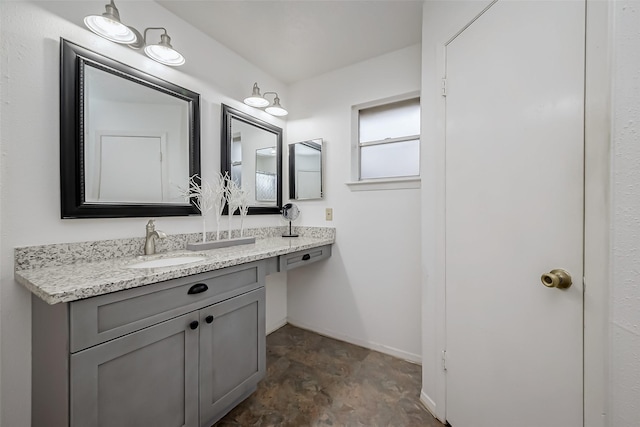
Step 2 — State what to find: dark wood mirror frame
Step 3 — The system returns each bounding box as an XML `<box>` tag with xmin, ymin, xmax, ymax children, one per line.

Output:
<box><xmin>221</xmin><ymin>104</ymin><xmax>283</xmax><ymax>215</ymax></box>
<box><xmin>60</xmin><ymin>38</ymin><xmax>201</xmax><ymax>218</ymax></box>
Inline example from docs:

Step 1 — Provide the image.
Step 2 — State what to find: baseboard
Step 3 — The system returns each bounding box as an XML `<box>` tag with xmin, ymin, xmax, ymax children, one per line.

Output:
<box><xmin>266</xmin><ymin>318</ymin><xmax>288</xmax><ymax>335</ymax></box>
<box><xmin>286</xmin><ymin>319</ymin><xmax>422</xmax><ymax>364</ymax></box>
<box><xmin>420</xmin><ymin>390</ymin><xmax>438</xmax><ymax>417</ymax></box>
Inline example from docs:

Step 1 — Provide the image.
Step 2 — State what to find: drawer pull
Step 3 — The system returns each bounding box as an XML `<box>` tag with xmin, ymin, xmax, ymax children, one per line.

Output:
<box><xmin>189</xmin><ymin>321</ymin><xmax>199</xmax><ymax>330</ymax></box>
<box><xmin>187</xmin><ymin>283</ymin><xmax>209</xmax><ymax>294</ymax></box>
<box><xmin>205</xmin><ymin>315</ymin><xmax>214</xmax><ymax>324</ymax></box>
<box><xmin>302</xmin><ymin>254</ymin><xmax>311</xmax><ymax>261</ymax></box>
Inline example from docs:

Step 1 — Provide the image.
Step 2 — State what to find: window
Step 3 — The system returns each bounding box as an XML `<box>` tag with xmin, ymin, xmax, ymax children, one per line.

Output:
<box><xmin>353</xmin><ymin>96</ymin><xmax>420</xmax><ymax>182</ymax></box>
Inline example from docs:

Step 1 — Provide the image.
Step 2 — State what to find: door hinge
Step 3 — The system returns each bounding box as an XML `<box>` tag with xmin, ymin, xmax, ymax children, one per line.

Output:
<box><xmin>441</xmin><ymin>78</ymin><xmax>447</xmax><ymax>97</ymax></box>
<box><xmin>442</xmin><ymin>350</ymin><xmax>447</xmax><ymax>371</ymax></box>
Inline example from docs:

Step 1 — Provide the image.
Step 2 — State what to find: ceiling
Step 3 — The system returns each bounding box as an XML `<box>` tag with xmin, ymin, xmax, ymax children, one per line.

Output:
<box><xmin>156</xmin><ymin>0</ymin><xmax>423</xmax><ymax>85</ymax></box>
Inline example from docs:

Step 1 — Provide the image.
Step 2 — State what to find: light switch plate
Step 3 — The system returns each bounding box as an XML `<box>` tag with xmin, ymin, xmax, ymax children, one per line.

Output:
<box><xmin>325</xmin><ymin>208</ymin><xmax>333</xmax><ymax>221</ymax></box>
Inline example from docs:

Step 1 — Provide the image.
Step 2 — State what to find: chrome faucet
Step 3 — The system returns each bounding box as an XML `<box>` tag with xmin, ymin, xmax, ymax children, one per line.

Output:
<box><xmin>144</xmin><ymin>219</ymin><xmax>167</xmax><ymax>255</ymax></box>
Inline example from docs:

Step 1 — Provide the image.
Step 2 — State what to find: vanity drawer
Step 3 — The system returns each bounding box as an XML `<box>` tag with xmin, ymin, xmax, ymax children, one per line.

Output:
<box><xmin>279</xmin><ymin>245</ymin><xmax>331</xmax><ymax>272</ymax></box>
<box><xmin>69</xmin><ymin>261</ymin><xmax>265</xmax><ymax>353</ymax></box>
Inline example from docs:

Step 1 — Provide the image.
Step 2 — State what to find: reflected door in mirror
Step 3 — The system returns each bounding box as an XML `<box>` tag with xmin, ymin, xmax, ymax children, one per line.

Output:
<box><xmin>83</xmin><ymin>64</ymin><xmax>190</xmax><ymax>205</ymax></box>
<box><xmin>91</xmin><ymin>134</ymin><xmax>163</xmax><ymax>202</ymax></box>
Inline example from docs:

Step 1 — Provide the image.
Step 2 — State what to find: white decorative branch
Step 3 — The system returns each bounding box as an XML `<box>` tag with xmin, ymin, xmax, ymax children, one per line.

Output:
<box><xmin>211</xmin><ymin>172</ymin><xmax>227</xmax><ymax>241</ymax></box>
<box><xmin>238</xmin><ymin>187</ymin><xmax>251</xmax><ymax>237</ymax></box>
<box><xmin>225</xmin><ymin>174</ymin><xmax>242</xmax><ymax>239</ymax></box>
<box><xmin>180</xmin><ymin>173</ymin><xmax>230</xmax><ymax>243</ymax></box>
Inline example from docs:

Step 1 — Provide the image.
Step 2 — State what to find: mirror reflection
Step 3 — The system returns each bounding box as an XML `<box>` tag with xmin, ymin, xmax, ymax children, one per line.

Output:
<box><xmin>255</xmin><ymin>147</ymin><xmax>277</xmax><ymax>202</ymax></box>
<box><xmin>84</xmin><ymin>65</ymin><xmax>190</xmax><ymax>204</ymax></box>
<box><xmin>289</xmin><ymin>139</ymin><xmax>323</xmax><ymax>200</ymax></box>
<box><xmin>221</xmin><ymin>104</ymin><xmax>282</xmax><ymax>215</ymax></box>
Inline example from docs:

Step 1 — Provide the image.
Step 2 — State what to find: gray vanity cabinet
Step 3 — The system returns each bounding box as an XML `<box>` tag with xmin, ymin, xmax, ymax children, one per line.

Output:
<box><xmin>32</xmin><ymin>260</ymin><xmax>267</xmax><ymax>427</ymax></box>
<box><xmin>69</xmin><ymin>288</ymin><xmax>266</xmax><ymax>427</ymax></box>
<box><xmin>70</xmin><ymin>313</ymin><xmax>200</xmax><ymax>427</ymax></box>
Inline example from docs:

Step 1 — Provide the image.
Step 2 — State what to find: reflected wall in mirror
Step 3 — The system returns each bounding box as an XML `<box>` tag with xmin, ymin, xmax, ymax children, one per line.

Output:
<box><xmin>221</xmin><ymin>104</ymin><xmax>282</xmax><ymax>215</ymax></box>
<box><xmin>60</xmin><ymin>39</ymin><xmax>201</xmax><ymax>218</ymax></box>
<box><xmin>289</xmin><ymin>139</ymin><xmax>323</xmax><ymax>200</ymax></box>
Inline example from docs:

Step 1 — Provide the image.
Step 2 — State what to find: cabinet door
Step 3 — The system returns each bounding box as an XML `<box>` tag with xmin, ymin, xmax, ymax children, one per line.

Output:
<box><xmin>199</xmin><ymin>288</ymin><xmax>266</xmax><ymax>426</ymax></box>
<box><xmin>71</xmin><ymin>313</ymin><xmax>199</xmax><ymax>427</ymax></box>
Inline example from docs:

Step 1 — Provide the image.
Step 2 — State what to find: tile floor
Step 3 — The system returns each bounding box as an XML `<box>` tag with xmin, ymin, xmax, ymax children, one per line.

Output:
<box><xmin>215</xmin><ymin>324</ymin><xmax>445</xmax><ymax>427</ymax></box>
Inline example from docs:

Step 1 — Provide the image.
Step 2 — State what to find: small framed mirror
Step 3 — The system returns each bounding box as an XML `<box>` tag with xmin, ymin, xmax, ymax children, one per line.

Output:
<box><xmin>60</xmin><ymin>39</ymin><xmax>201</xmax><ymax>218</ymax></box>
<box><xmin>289</xmin><ymin>139</ymin><xmax>323</xmax><ymax>200</ymax></box>
<box><xmin>221</xmin><ymin>104</ymin><xmax>283</xmax><ymax>215</ymax></box>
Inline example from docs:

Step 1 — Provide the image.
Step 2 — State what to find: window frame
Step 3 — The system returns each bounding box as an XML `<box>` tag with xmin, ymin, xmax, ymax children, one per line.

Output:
<box><xmin>350</xmin><ymin>91</ymin><xmax>421</xmax><ymax>189</ymax></box>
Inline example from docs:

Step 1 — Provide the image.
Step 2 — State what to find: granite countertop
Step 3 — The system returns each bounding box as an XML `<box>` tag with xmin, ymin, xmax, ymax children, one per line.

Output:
<box><xmin>16</xmin><ymin>234</ymin><xmax>334</xmax><ymax>305</ymax></box>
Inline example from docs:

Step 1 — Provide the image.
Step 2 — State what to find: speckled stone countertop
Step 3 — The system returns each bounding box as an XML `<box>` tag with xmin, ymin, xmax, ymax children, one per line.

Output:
<box><xmin>15</xmin><ymin>226</ymin><xmax>335</xmax><ymax>305</ymax></box>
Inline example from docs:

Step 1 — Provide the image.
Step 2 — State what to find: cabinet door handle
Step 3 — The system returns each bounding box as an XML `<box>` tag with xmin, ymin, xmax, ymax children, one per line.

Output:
<box><xmin>205</xmin><ymin>315</ymin><xmax>214</xmax><ymax>324</ymax></box>
<box><xmin>189</xmin><ymin>321</ymin><xmax>199</xmax><ymax>330</ymax></box>
<box><xmin>187</xmin><ymin>283</ymin><xmax>208</xmax><ymax>294</ymax></box>
<box><xmin>302</xmin><ymin>254</ymin><xmax>311</xmax><ymax>261</ymax></box>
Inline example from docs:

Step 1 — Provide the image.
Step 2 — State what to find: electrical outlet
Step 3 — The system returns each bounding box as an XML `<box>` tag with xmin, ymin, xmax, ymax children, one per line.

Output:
<box><xmin>325</xmin><ymin>208</ymin><xmax>333</xmax><ymax>221</ymax></box>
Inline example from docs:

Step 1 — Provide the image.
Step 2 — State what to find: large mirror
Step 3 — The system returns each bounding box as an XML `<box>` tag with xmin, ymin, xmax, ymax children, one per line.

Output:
<box><xmin>60</xmin><ymin>39</ymin><xmax>200</xmax><ymax>218</ymax></box>
<box><xmin>221</xmin><ymin>104</ymin><xmax>282</xmax><ymax>215</ymax></box>
<box><xmin>289</xmin><ymin>139</ymin><xmax>323</xmax><ymax>200</ymax></box>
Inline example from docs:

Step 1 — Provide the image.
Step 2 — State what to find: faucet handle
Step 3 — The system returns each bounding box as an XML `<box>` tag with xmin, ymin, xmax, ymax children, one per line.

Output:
<box><xmin>146</xmin><ymin>219</ymin><xmax>155</xmax><ymax>228</ymax></box>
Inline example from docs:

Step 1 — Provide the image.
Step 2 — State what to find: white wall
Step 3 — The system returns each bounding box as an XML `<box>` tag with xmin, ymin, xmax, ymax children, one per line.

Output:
<box><xmin>266</xmin><ymin>272</ymin><xmax>288</xmax><ymax>334</ymax></box>
<box><xmin>0</xmin><ymin>1</ymin><xmax>288</xmax><ymax>424</ymax></box>
<box><xmin>610</xmin><ymin>1</ymin><xmax>640</xmax><ymax>425</ymax></box>
<box><xmin>285</xmin><ymin>44</ymin><xmax>423</xmax><ymax>362</ymax></box>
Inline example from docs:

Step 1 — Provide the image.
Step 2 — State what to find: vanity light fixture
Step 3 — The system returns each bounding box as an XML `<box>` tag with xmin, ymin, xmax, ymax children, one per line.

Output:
<box><xmin>264</xmin><ymin>94</ymin><xmax>288</xmax><ymax>117</ymax></box>
<box><xmin>244</xmin><ymin>83</ymin><xmax>270</xmax><ymax>108</ymax></box>
<box><xmin>243</xmin><ymin>82</ymin><xmax>289</xmax><ymax>117</ymax></box>
<box><xmin>84</xmin><ymin>1</ymin><xmax>185</xmax><ymax>66</ymax></box>
<box><xmin>83</xmin><ymin>0</ymin><xmax>137</xmax><ymax>44</ymax></box>
<box><xmin>140</xmin><ymin>28</ymin><xmax>186</xmax><ymax>66</ymax></box>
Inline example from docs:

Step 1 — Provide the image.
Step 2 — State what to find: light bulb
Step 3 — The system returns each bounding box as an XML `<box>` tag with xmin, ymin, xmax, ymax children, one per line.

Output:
<box><xmin>265</xmin><ymin>105</ymin><xmax>288</xmax><ymax>116</ymax></box>
<box><xmin>244</xmin><ymin>96</ymin><xmax>270</xmax><ymax>108</ymax></box>
<box><xmin>84</xmin><ymin>15</ymin><xmax>137</xmax><ymax>44</ymax></box>
<box><xmin>144</xmin><ymin>44</ymin><xmax>185</xmax><ymax>66</ymax></box>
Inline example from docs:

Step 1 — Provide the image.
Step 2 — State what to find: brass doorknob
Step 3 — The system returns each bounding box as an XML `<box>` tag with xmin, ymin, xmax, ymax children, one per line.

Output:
<box><xmin>541</xmin><ymin>269</ymin><xmax>572</xmax><ymax>289</ymax></box>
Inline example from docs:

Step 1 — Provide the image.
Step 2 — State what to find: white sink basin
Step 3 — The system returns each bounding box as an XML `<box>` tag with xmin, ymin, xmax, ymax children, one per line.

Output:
<box><xmin>127</xmin><ymin>256</ymin><xmax>206</xmax><ymax>269</ymax></box>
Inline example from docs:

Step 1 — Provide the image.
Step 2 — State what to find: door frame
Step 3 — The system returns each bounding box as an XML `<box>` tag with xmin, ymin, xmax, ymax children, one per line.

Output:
<box><xmin>419</xmin><ymin>1</ymin><xmax>612</xmax><ymax>426</ymax></box>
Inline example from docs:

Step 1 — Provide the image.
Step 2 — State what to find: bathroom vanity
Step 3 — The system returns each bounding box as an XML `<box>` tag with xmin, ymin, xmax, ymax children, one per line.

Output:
<box><xmin>16</xmin><ymin>228</ymin><xmax>334</xmax><ymax>427</ymax></box>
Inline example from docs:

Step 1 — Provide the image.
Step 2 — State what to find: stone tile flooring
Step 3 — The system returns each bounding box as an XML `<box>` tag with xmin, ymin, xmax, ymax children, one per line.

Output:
<box><xmin>215</xmin><ymin>324</ymin><xmax>445</xmax><ymax>427</ymax></box>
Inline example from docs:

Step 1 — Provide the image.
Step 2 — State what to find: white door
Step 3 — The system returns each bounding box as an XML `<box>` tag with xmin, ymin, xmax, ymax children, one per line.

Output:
<box><xmin>97</xmin><ymin>135</ymin><xmax>164</xmax><ymax>203</ymax></box>
<box><xmin>444</xmin><ymin>1</ymin><xmax>584</xmax><ymax>426</ymax></box>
